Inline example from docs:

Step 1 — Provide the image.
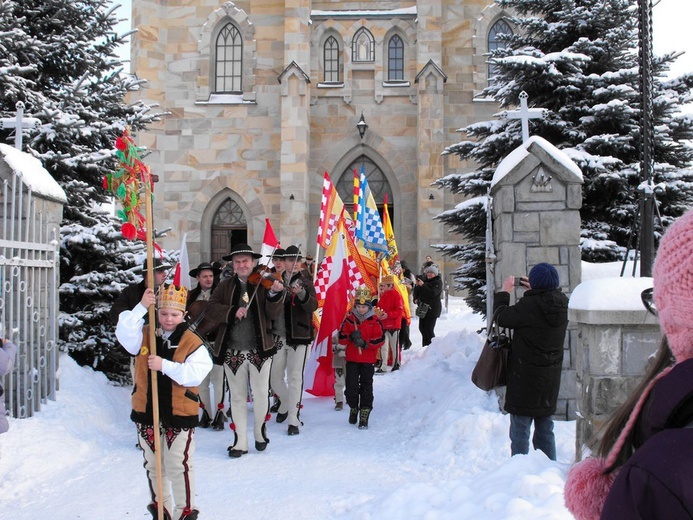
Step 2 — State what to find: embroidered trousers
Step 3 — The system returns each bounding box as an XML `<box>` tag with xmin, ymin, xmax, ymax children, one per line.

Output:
<box><xmin>137</xmin><ymin>423</ymin><xmax>196</xmax><ymax>520</ymax></box>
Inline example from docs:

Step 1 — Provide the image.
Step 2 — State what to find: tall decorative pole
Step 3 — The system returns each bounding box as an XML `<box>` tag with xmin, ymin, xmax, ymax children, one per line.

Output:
<box><xmin>105</xmin><ymin>129</ymin><xmax>164</xmax><ymax>520</ymax></box>
<box><xmin>638</xmin><ymin>0</ymin><xmax>655</xmax><ymax>276</ymax></box>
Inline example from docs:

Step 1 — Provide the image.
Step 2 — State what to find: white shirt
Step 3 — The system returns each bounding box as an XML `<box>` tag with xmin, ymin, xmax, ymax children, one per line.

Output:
<box><xmin>115</xmin><ymin>303</ymin><xmax>212</xmax><ymax>387</ymax></box>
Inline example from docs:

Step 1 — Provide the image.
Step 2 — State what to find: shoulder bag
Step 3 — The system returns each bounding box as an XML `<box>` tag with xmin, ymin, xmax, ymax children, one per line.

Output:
<box><xmin>471</xmin><ymin>308</ymin><xmax>510</xmax><ymax>391</ymax></box>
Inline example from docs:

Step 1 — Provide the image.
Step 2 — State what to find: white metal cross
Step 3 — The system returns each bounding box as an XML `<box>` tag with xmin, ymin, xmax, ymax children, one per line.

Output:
<box><xmin>500</xmin><ymin>91</ymin><xmax>547</xmax><ymax>143</ymax></box>
<box><xmin>0</xmin><ymin>101</ymin><xmax>41</xmax><ymax>150</ymax></box>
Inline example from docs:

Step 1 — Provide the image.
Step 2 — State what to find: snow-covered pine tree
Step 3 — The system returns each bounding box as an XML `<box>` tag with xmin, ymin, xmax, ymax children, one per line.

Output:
<box><xmin>0</xmin><ymin>0</ymin><xmax>161</xmax><ymax>382</ymax></box>
<box><xmin>438</xmin><ymin>0</ymin><xmax>693</xmax><ymax>315</ymax></box>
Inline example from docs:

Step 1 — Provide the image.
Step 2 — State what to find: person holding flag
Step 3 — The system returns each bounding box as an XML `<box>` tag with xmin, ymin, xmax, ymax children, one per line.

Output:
<box><xmin>375</xmin><ymin>274</ymin><xmax>404</xmax><ymax>373</ymax></box>
<box><xmin>338</xmin><ymin>286</ymin><xmax>385</xmax><ymax>429</ymax></box>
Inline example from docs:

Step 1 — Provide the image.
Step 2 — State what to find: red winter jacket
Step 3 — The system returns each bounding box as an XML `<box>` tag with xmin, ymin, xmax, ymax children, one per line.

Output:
<box><xmin>338</xmin><ymin>311</ymin><xmax>385</xmax><ymax>364</ymax></box>
<box><xmin>377</xmin><ymin>288</ymin><xmax>404</xmax><ymax>331</ymax></box>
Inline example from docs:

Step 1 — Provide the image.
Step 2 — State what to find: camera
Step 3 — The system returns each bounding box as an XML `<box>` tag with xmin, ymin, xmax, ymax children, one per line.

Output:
<box><xmin>514</xmin><ymin>276</ymin><xmax>524</xmax><ymax>286</ymax></box>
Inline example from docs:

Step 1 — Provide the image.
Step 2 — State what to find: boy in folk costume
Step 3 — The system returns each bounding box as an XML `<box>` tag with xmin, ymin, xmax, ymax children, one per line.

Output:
<box><xmin>186</xmin><ymin>262</ymin><xmax>225</xmax><ymax>430</ymax></box>
<box><xmin>375</xmin><ymin>274</ymin><xmax>405</xmax><ymax>372</ymax></box>
<box><xmin>115</xmin><ymin>284</ymin><xmax>212</xmax><ymax>520</ymax></box>
<box><xmin>267</xmin><ymin>245</ymin><xmax>318</xmax><ymax>435</ymax></box>
<box><xmin>338</xmin><ymin>287</ymin><xmax>385</xmax><ymax>429</ymax></box>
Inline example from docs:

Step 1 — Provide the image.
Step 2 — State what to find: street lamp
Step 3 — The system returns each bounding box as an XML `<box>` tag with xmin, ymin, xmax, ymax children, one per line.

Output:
<box><xmin>356</xmin><ymin>112</ymin><xmax>368</xmax><ymax>140</ymax></box>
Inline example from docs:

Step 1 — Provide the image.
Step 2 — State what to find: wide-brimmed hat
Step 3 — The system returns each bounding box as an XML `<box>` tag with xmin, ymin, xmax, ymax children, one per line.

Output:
<box><xmin>283</xmin><ymin>245</ymin><xmax>303</xmax><ymax>259</ymax></box>
<box><xmin>223</xmin><ymin>243</ymin><xmax>262</xmax><ymax>261</ymax></box>
<box><xmin>272</xmin><ymin>248</ymin><xmax>287</xmax><ymax>260</ymax></box>
<box><xmin>189</xmin><ymin>262</ymin><xmax>220</xmax><ymax>278</ymax></box>
<box><xmin>143</xmin><ymin>258</ymin><xmax>171</xmax><ymax>273</ymax></box>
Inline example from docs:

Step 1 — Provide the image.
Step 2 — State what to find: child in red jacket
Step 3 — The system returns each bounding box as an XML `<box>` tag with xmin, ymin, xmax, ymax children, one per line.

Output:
<box><xmin>338</xmin><ymin>287</ymin><xmax>385</xmax><ymax>429</ymax></box>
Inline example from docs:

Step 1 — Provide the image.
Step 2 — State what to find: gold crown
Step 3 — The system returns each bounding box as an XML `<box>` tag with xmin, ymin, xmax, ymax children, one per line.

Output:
<box><xmin>380</xmin><ymin>274</ymin><xmax>395</xmax><ymax>285</ymax></box>
<box><xmin>353</xmin><ymin>286</ymin><xmax>372</xmax><ymax>305</ymax></box>
<box><xmin>158</xmin><ymin>284</ymin><xmax>188</xmax><ymax>312</ymax></box>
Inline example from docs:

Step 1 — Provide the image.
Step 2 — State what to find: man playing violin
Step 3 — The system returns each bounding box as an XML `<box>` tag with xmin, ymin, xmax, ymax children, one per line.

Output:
<box><xmin>205</xmin><ymin>244</ymin><xmax>283</xmax><ymax>458</ymax></box>
<box><xmin>266</xmin><ymin>245</ymin><xmax>318</xmax><ymax>436</ymax></box>
<box><xmin>186</xmin><ymin>262</ymin><xmax>225</xmax><ymax>429</ymax></box>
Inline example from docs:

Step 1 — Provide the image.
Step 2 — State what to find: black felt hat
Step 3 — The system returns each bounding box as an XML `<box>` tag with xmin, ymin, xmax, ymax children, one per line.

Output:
<box><xmin>143</xmin><ymin>258</ymin><xmax>171</xmax><ymax>272</ymax></box>
<box><xmin>283</xmin><ymin>245</ymin><xmax>303</xmax><ymax>259</ymax></box>
<box><xmin>222</xmin><ymin>243</ymin><xmax>262</xmax><ymax>261</ymax></box>
<box><xmin>189</xmin><ymin>262</ymin><xmax>221</xmax><ymax>278</ymax></box>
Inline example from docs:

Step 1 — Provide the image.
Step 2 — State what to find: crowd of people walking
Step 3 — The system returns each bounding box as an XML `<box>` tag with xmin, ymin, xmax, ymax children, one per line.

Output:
<box><xmin>110</xmin><ymin>242</ymin><xmax>443</xmax><ymax>520</ymax></box>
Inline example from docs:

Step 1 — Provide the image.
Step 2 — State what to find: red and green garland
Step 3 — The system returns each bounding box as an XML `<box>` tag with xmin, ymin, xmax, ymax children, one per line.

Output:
<box><xmin>104</xmin><ymin>128</ymin><xmax>152</xmax><ymax>242</ymax></box>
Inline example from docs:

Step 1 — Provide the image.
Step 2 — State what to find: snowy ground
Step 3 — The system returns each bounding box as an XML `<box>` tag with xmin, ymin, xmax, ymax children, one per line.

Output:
<box><xmin>0</xmin><ymin>296</ymin><xmax>576</xmax><ymax>519</ymax></box>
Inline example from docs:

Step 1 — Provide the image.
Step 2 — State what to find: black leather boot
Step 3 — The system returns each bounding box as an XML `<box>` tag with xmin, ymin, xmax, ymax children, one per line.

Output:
<box><xmin>348</xmin><ymin>407</ymin><xmax>358</xmax><ymax>425</ymax></box>
<box><xmin>199</xmin><ymin>409</ymin><xmax>211</xmax><ymax>428</ymax></box>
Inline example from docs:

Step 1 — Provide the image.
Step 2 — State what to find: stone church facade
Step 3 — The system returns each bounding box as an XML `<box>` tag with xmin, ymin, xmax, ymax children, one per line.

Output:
<box><xmin>129</xmin><ymin>0</ymin><xmax>511</xmax><ymax>272</ymax></box>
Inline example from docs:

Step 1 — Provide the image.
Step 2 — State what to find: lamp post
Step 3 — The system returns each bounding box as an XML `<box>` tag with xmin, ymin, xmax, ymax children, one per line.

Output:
<box><xmin>638</xmin><ymin>0</ymin><xmax>655</xmax><ymax>277</ymax></box>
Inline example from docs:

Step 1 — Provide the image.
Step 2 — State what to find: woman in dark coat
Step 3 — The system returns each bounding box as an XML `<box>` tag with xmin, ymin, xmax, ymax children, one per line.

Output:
<box><xmin>494</xmin><ymin>263</ymin><xmax>568</xmax><ymax>460</ymax></box>
<box><xmin>413</xmin><ymin>265</ymin><xmax>443</xmax><ymax>347</ymax></box>
<box><xmin>565</xmin><ymin>208</ymin><xmax>693</xmax><ymax>520</ymax></box>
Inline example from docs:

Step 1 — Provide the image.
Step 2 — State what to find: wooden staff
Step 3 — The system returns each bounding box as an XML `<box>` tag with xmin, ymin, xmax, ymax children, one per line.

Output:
<box><xmin>143</xmin><ymin>178</ymin><xmax>164</xmax><ymax>520</ymax></box>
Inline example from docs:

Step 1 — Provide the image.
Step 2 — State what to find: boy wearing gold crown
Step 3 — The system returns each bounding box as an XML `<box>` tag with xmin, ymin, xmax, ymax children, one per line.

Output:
<box><xmin>116</xmin><ymin>284</ymin><xmax>212</xmax><ymax>520</ymax></box>
<box><xmin>338</xmin><ymin>287</ymin><xmax>385</xmax><ymax>429</ymax></box>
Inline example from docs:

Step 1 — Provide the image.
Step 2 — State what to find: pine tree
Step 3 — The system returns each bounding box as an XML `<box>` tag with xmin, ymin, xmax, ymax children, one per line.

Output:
<box><xmin>438</xmin><ymin>0</ymin><xmax>693</xmax><ymax>315</ymax></box>
<box><xmin>0</xmin><ymin>0</ymin><xmax>162</xmax><ymax>381</ymax></box>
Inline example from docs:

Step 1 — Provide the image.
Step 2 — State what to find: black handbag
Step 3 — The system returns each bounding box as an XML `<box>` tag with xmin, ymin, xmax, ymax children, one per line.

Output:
<box><xmin>471</xmin><ymin>309</ymin><xmax>510</xmax><ymax>391</ymax></box>
<box><xmin>415</xmin><ymin>302</ymin><xmax>430</xmax><ymax>318</ymax></box>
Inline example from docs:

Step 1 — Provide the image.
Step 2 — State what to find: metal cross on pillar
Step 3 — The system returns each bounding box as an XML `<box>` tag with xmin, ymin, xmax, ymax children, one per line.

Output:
<box><xmin>501</xmin><ymin>91</ymin><xmax>548</xmax><ymax>143</ymax></box>
<box><xmin>0</xmin><ymin>101</ymin><xmax>41</xmax><ymax>150</ymax></box>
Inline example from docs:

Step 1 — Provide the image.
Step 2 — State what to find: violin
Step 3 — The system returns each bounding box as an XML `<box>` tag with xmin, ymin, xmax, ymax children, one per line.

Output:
<box><xmin>186</xmin><ymin>299</ymin><xmax>219</xmax><ymax>338</ymax></box>
<box><xmin>247</xmin><ymin>267</ymin><xmax>284</xmax><ymax>290</ymax></box>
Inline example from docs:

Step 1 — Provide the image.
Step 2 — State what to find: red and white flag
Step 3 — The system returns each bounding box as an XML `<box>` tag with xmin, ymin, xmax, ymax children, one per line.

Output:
<box><xmin>173</xmin><ymin>233</ymin><xmax>192</xmax><ymax>290</ymax></box>
<box><xmin>306</xmin><ymin>227</ymin><xmax>353</xmax><ymax>397</ymax></box>
<box><xmin>259</xmin><ymin>218</ymin><xmax>280</xmax><ymax>267</ymax></box>
<box><xmin>316</xmin><ymin>171</ymin><xmax>344</xmax><ymax>249</ymax></box>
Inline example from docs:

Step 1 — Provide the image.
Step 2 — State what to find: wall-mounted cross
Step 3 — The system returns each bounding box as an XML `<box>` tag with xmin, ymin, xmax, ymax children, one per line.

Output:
<box><xmin>500</xmin><ymin>91</ymin><xmax>548</xmax><ymax>143</ymax></box>
<box><xmin>0</xmin><ymin>101</ymin><xmax>41</xmax><ymax>150</ymax></box>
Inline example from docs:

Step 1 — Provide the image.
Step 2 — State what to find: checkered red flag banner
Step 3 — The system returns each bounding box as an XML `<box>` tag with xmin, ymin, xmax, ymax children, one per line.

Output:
<box><xmin>316</xmin><ymin>171</ymin><xmax>344</xmax><ymax>249</ymax></box>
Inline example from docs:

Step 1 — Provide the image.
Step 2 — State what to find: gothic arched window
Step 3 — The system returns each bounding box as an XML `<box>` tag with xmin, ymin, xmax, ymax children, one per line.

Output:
<box><xmin>352</xmin><ymin>28</ymin><xmax>375</xmax><ymax>62</ymax></box>
<box><xmin>324</xmin><ymin>36</ymin><xmax>341</xmax><ymax>83</ymax></box>
<box><xmin>215</xmin><ymin>23</ymin><xmax>243</xmax><ymax>93</ymax></box>
<box><xmin>336</xmin><ymin>156</ymin><xmax>393</xmax><ymax>221</ymax></box>
<box><xmin>488</xmin><ymin>19</ymin><xmax>513</xmax><ymax>85</ymax></box>
<box><xmin>388</xmin><ymin>35</ymin><xmax>405</xmax><ymax>81</ymax></box>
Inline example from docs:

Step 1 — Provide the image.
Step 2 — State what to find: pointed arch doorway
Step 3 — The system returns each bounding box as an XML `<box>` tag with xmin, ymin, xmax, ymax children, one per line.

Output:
<box><xmin>335</xmin><ymin>155</ymin><xmax>394</xmax><ymax>222</ymax></box>
<box><xmin>210</xmin><ymin>197</ymin><xmax>248</xmax><ymax>261</ymax></box>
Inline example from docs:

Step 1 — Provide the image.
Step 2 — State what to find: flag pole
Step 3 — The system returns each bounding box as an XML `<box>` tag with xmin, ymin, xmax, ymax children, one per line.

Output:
<box><xmin>144</xmin><ymin>173</ymin><xmax>164</xmax><ymax>520</ymax></box>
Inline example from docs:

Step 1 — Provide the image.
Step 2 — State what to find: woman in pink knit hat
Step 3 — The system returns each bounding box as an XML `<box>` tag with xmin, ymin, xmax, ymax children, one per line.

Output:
<box><xmin>565</xmin><ymin>209</ymin><xmax>693</xmax><ymax>519</ymax></box>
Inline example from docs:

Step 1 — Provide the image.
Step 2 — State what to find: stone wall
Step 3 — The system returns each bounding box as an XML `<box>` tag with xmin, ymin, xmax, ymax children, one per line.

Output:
<box><xmin>569</xmin><ymin>277</ymin><xmax>660</xmax><ymax>459</ymax></box>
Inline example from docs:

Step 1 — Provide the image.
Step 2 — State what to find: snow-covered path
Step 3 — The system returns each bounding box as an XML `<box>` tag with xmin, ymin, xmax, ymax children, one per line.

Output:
<box><xmin>0</xmin><ymin>297</ymin><xmax>575</xmax><ymax>519</ymax></box>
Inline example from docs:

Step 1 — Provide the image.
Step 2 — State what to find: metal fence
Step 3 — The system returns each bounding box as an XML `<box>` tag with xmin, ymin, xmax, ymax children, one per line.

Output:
<box><xmin>0</xmin><ymin>173</ymin><xmax>60</xmax><ymax>419</ymax></box>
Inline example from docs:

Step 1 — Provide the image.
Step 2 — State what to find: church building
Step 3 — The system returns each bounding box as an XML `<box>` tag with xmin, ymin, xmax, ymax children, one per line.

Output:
<box><xmin>129</xmin><ymin>0</ymin><xmax>513</xmax><ymax>274</ymax></box>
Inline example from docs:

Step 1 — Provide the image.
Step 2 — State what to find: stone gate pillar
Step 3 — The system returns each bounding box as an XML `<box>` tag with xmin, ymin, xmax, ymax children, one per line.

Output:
<box><xmin>490</xmin><ymin>136</ymin><xmax>583</xmax><ymax>419</ymax></box>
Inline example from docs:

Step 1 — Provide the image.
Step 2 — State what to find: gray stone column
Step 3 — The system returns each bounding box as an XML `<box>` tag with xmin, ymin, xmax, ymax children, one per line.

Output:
<box><xmin>490</xmin><ymin>136</ymin><xmax>583</xmax><ymax>419</ymax></box>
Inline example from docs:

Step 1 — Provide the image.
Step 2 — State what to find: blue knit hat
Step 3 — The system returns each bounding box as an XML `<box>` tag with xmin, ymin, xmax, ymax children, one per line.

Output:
<box><xmin>528</xmin><ymin>263</ymin><xmax>559</xmax><ymax>290</ymax></box>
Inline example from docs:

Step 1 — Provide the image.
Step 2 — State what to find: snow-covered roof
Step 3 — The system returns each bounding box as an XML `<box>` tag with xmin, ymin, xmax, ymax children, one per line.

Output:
<box><xmin>0</xmin><ymin>144</ymin><xmax>67</xmax><ymax>203</ymax></box>
<box><xmin>491</xmin><ymin>135</ymin><xmax>583</xmax><ymax>188</ymax></box>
